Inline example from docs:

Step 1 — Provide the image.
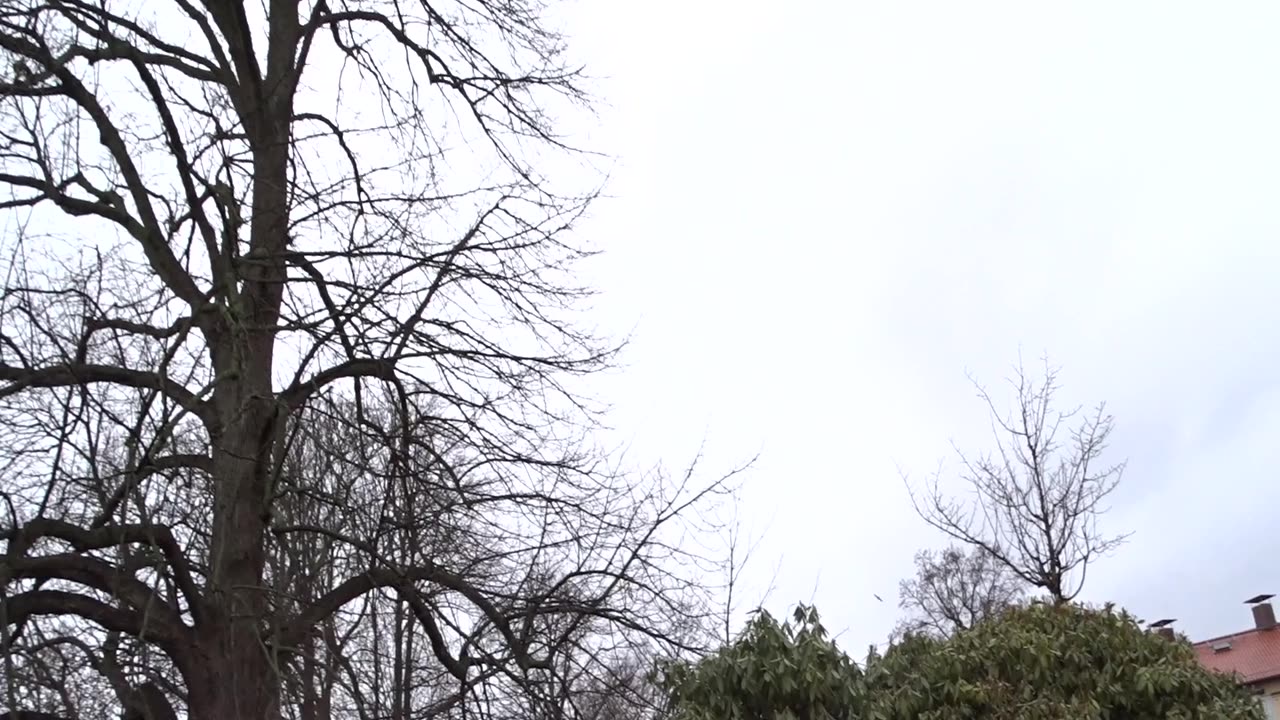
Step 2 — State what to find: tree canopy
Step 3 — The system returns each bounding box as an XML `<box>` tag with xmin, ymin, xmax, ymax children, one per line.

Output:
<box><xmin>659</xmin><ymin>602</ymin><xmax>1263</xmax><ymax>720</ymax></box>
<box><xmin>868</xmin><ymin>602</ymin><xmax>1260</xmax><ymax>719</ymax></box>
<box><xmin>0</xmin><ymin>1</ymin><xmax>732</xmax><ymax>719</ymax></box>
<box><xmin>654</xmin><ymin>605</ymin><xmax>864</xmax><ymax>720</ymax></box>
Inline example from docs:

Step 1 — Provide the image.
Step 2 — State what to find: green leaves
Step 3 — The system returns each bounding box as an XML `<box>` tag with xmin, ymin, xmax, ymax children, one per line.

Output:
<box><xmin>658</xmin><ymin>602</ymin><xmax>1263</xmax><ymax>720</ymax></box>
<box><xmin>864</xmin><ymin>602</ymin><xmax>1263</xmax><ymax>720</ymax></box>
<box><xmin>654</xmin><ymin>604</ymin><xmax>865</xmax><ymax>720</ymax></box>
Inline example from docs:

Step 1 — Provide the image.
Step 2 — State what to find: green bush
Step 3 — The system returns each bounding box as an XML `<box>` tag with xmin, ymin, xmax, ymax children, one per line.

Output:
<box><xmin>654</xmin><ymin>605</ymin><xmax>865</xmax><ymax>720</ymax></box>
<box><xmin>657</xmin><ymin>602</ymin><xmax>1261</xmax><ymax>720</ymax></box>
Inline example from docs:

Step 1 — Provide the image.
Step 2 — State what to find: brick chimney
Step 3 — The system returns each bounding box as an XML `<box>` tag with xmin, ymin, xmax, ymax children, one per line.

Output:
<box><xmin>1247</xmin><ymin>594</ymin><xmax>1276</xmax><ymax>631</ymax></box>
<box><xmin>1149</xmin><ymin>618</ymin><xmax>1177</xmax><ymax>641</ymax></box>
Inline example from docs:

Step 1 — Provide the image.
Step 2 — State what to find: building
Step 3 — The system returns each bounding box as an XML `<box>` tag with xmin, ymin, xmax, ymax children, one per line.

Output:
<box><xmin>1193</xmin><ymin>594</ymin><xmax>1280</xmax><ymax>719</ymax></box>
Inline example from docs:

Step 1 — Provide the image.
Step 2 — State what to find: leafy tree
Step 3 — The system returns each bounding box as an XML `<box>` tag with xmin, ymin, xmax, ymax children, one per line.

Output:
<box><xmin>654</xmin><ymin>605</ymin><xmax>864</xmax><ymax>720</ymax></box>
<box><xmin>660</xmin><ymin>602</ymin><xmax>1262</xmax><ymax>720</ymax></box>
<box><xmin>909</xmin><ymin>359</ymin><xmax>1129</xmax><ymax>603</ymax></box>
<box><xmin>893</xmin><ymin>545</ymin><xmax>1024</xmax><ymax>639</ymax></box>
<box><xmin>866</xmin><ymin>602</ymin><xmax>1263</xmax><ymax>720</ymax></box>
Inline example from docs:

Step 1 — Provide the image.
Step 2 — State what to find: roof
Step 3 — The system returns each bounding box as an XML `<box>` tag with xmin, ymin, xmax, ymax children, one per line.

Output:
<box><xmin>1194</xmin><ymin>628</ymin><xmax>1280</xmax><ymax>685</ymax></box>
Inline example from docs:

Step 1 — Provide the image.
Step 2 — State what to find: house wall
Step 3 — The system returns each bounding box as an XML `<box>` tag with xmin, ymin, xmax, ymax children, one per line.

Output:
<box><xmin>1252</xmin><ymin>678</ymin><xmax>1280</xmax><ymax>719</ymax></box>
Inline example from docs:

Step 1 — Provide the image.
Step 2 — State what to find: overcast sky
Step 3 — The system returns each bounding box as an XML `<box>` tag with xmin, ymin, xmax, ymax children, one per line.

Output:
<box><xmin>551</xmin><ymin>0</ymin><xmax>1280</xmax><ymax>653</ymax></box>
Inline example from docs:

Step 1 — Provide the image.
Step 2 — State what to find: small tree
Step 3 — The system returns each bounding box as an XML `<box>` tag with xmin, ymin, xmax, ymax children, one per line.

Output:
<box><xmin>909</xmin><ymin>359</ymin><xmax>1128</xmax><ymax>603</ymax></box>
<box><xmin>654</xmin><ymin>604</ymin><xmax>864</xmax><ymax>720</ymax></box>
<box><xmin>893</xmin><ymin>544</ymin><xmax>1024</xmax><ymax>639</ymax></box>
<box><xmin>866</xmin><ymin>602</ymin><xmax>1263</xmax><ymax>719</ymax></box>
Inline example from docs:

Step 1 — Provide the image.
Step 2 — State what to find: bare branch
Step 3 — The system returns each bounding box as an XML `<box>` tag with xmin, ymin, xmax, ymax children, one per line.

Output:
<box><xmin>906</xmin><ymin>357</ymin><xmax>1129</xmax><ymax>604</ymax></box>
<box><xmin>0</xmin><ymin>363</ymin><xmax>209</xmax><ymax>424</ymax></box>
<box><xmin>0</xmin><ymin>2</ymin><xmax>726</xmax><ymax>719</ymax></box>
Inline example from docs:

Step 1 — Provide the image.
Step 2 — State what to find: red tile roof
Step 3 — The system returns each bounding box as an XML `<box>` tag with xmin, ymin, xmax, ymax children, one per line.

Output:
<box><xmin>1195</xmin><ymin>628</ymin><xmax>1280</xmax><ymax>685</ymax></box>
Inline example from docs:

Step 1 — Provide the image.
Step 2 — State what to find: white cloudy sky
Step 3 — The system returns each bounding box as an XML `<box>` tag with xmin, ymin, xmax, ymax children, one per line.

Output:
<box><xmin>552</xmin><ymin>0</ymin><xmax>1280</xmax><ymax>653</ymax></box>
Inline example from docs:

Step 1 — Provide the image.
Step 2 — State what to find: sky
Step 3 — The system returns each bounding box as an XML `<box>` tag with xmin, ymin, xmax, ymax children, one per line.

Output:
<box><xmin>551</xmin><ymin>0</ymin><xmax>1280</xmax><ymax>653</ymax></box>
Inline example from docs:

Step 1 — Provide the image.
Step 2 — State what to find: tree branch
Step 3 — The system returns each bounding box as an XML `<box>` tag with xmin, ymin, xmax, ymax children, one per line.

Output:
<box><xmin>3</xmin><ymin>589</ymin><xmax>188</xmax><ymax>668</ymax></box>
<box><xmin>0</xmin><ymin>362</ymin><xmax>210</xmax><ymax>425</ymax></box>
<box><xmin>0</xmin><ymin>31</ymin><xmax>205</xmax><ymax>308</ymax></box>
<box><xmin>279</xmin><ymin>358</ymin><xmax>397</xmax><ymax>412</ymax></box>
<box><xmin>279</xmin><ymin>564</ymin><xmax>548</xmax><ymax>672</ymax></box>
<box><xmin>4</xmin><ymin>518</ymin><xmax>203</xmax><ymax>624</ymax></box>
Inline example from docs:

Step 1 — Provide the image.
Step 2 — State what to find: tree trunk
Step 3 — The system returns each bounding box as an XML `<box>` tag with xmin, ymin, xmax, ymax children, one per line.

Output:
<box><xmin>190</xmin><ymin>620</ymin><xmax>280</xmax><ymax>720</ymax></box>
<box><xmin>185</xmin><ymin>93</ymin><xmax>292</xmax><ymax>715</ymax></box>
<box><xmin>197</xmin><ymin>388</ymin><xmax>280</xmax><ymax>719</ymax></box>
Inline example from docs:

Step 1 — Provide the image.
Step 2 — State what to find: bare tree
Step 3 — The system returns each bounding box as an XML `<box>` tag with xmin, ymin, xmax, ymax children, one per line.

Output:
<box><xmin>892</xmin><ymin>545</ymin><xmax>1024</xmax><ymax>639</ymax></box>
<box><xmin>0</xmin><ymin>2</ymin><xmax>740</xmax><ymax>720</ymax></box>
<box><xmin>263</xmin><ymin>395</ymin><xmax>472</xmax><ymax>720</ymax></box>
<box><xmin>907</xmin><ymin>359</ymin><xmax>1129</xmax><ymax>604</ymax></box>
<box><xmin>535</xmin><ymin>645</ymin><xmax>670</xmax><ymax>720</ymax></box>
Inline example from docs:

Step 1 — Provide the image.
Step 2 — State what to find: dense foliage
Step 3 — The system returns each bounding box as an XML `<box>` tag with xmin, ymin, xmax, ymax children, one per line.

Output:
<box><xmin>654</xmin><ymin>605</ymin><xmax>865</xmax><ymax>720</ymax></box>
<box><xmin>867</xmin><ymin>602</ymin><xmax>1261</xmax><ymax>719</ymax></box>
<box><xmin>660</xmin><ymin>602</ymin><xmax>1263</xmax><ymax>720</ymax></box>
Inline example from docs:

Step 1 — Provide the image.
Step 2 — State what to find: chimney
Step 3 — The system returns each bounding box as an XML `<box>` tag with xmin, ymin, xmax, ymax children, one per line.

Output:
<box><xmin>1150</xmin><ymin>618</ymin><xmax>1177</xmax><ymax>641</ymax></box>
<box><xmin>1247</xmin><ymin>594</ymin><xmax>1276</xmax><ymax>631</ymax></box>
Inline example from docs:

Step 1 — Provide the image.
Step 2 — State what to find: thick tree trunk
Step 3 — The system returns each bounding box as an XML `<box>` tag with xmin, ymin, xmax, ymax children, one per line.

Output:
<box><xmin>193</xmin><ymin>466</ymin><xmax>280</xmax><ymax>718</ymax></box>
<box><xmin>193</xmin><ymin>378</ymin><xmax>281</xmax><ymax>718</ymax></box>
<box><xmin>197</xmin><ymin>347</ymin><xmax>282</xmax><ymax>720</ymax></box>
<box><xmin>186</xmin><ymin>92</ymin><xmax>293</xmax><ymax>717</ymax></box>
<box><xmin>189</xmin><ymin>625</ymin><xmax>281</xmax><ymax>720</ymax></box>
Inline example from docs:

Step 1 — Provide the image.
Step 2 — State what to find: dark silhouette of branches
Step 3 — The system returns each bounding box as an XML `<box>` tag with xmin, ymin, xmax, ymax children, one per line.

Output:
<box><xmin>907</xmin><ymin>358</ymin><xmax>1129</xmax><ymax>604</ymax></box>
<box><xmin>892</xmin><ymin>545</ymin><xmax>1024</xmax><ymax>639</ymax></box>
<box><xmin>0</xmin><ymin>1</ymin><xmax>737</xmax><ymax>719</ymax></box>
